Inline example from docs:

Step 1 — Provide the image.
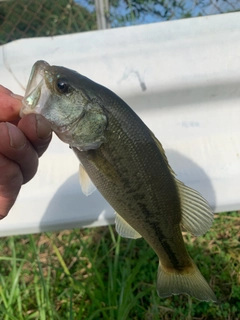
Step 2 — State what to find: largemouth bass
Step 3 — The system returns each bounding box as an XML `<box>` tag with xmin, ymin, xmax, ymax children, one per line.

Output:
<box><xmin>21</xmin><ymin>61</ymin><xmax>217</xmax><ymax>302</ymax></box>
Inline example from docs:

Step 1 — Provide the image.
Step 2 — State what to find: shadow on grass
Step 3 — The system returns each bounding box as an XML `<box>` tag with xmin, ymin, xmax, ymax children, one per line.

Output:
<box><xmin>0</xmin><ymin>216</ymin><xmax>239</xmax><ymax>320</ymax></box>
<box><xmin>63</xmin><ymin>216</ymin><xmax>239</xmax><ymax>320</ymax></box>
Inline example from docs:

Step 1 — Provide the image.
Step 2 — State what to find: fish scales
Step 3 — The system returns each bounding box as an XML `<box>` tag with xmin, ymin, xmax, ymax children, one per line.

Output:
<box><xmin>73</xmin><ymin>91</ymin><xmax>188</xmax><ymax>268</ymax></box>
<box><xmin>21</xmin><ymin>61</ymin><xmax>217</xmax><ymax>302</ymax></box>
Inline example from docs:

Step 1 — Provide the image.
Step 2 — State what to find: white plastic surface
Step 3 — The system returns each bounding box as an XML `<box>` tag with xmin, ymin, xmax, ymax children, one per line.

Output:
<box><xmin>1</xmin><ymin>12</ymin><xmax>240</xmax><ymax>236</ymax></box>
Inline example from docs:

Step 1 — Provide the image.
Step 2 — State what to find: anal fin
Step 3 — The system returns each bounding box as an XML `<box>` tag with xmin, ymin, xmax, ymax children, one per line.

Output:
<box><xmin>115</xmin><ymin>213</ymin><xmax>142</xmax><ymax>239</ymax></box>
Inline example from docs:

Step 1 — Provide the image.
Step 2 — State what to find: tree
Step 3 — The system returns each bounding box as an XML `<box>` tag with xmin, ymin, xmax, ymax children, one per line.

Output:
<box><xmin>1</xmin><ymin>0</ymin><xmax>239</xmax><ymax>44</ymax></box>
<box><xmin>0</xmin><ymin>0</ymin><xmax>97</xmax><ymax>44</ymax></box>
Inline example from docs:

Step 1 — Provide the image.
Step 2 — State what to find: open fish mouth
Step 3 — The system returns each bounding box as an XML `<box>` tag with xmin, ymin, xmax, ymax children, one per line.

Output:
<box><xmin>20</xmin><ymin>60</ymin><xmax>51</xmax><ymax>118</ymax></box>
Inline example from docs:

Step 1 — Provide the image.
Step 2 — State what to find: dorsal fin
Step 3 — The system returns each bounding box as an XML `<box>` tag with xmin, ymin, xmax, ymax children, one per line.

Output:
<box><xmin>150</xmin><ymin>130</ymin><xmax>214</xmax><ymax>236</ymax></box>
<box><xmin>149</xmin><ymin>130</ymin><xmax>176</xmax><ymax>176</ymax></box>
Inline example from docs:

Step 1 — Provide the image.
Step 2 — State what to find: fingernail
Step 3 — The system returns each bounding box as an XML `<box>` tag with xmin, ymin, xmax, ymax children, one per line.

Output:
<box><xmin>36</xmin><ymin>114</ymin><xmax>52</xmax><ymax>140</ymax></box>
<box><xmin>6</xmin><ymin>122</ymin><xmax>26</xmax><ymax>149</ymax></box>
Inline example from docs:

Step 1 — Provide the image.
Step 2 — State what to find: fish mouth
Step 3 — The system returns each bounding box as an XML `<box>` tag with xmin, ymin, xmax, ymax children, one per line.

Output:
<box><xmin>20</xmin><ymin>60</ymin><xmax>51</xmax><ymax>118</ymax></box>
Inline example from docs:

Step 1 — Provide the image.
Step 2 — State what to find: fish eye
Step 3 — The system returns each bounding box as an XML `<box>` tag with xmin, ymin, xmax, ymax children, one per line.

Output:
<box><xmin>56</xmin><ymin>78</ymin><xmax>69</xmax><ymax>94</ymax></box>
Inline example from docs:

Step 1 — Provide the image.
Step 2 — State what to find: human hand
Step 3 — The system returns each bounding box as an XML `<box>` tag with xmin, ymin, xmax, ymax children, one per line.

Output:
<box><xmin>0</xmin><ymin>85</ymin><xmax>52</xmax><ymax>219</ymax></box>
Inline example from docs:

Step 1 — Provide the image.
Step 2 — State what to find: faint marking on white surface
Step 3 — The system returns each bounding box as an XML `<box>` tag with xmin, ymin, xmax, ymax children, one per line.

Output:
<box><xmin>118</xmin><ymin>68</ymin><xmax>147</xmax><ymax>91</ymax></box>
<box><xmin>179</xmin><ymin>121</ymin><xmax>200</xmax><ymax>128</ymax></box>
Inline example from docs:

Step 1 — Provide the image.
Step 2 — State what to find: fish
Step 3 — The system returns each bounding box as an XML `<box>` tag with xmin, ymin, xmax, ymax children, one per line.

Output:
<box><xmin>21</xmin><ymin>60</ymin><xmax>217</xmax><ymax>302</ymax></box>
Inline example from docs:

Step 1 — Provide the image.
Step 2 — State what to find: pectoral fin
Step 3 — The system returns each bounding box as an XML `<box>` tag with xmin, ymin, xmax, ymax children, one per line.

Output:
<box><xmin>176</xmin><ymin>179</ymin><xmax>214</xmax><ymax>236</ymax></box>
<box><xmin>79</xmin><ymin>163</ymin><xmax>96</xmax><ymax>196</ymax></box>
<box><xmin>115</xmin><ymin>213</ymin><xmax>142</xmax><ymax>239</ymax></box>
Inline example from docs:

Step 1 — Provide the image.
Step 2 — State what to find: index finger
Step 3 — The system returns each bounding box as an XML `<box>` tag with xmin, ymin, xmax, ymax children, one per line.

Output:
<box><xmin>0</xmin><ymin>85</ymin><xmax>23</xmax><ymax>123</ymax></box>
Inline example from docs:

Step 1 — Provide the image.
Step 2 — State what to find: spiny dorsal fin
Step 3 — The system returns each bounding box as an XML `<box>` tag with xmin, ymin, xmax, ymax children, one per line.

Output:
<box><xmin>149</xmin><ymin>130</ymin><xmax>176</xmax><ymax>176</ymax></box>
<box><xmin>79</xmin><ymin>163</ymin><xmax>96</xmax><ymax>196</ymax></box>
<box><xmin>115</xmin><ymin>213</ymin><xmax>142</xmax><ymax>239</ymax></box>
<box><xmin>176</xmin><ymin>179</ymin><xmax>214</xmax><ymax>236</ymax></box>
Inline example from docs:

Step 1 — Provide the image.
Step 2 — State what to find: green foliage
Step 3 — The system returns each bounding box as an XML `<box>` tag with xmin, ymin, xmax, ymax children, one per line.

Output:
<box><xmin>0</xmin><ymin>212</ymin><xmax>239</xmax><ymax>319</ymax></box>
<box><xmin>109</xmin><ymin>0</ymin><xmax>185</xmax><ymax>26</ymax></box>
<box><xmin>109</xmin><ymin>0</ymin><xmax>240</xmax><ymax>27</ymax></box>
<box><xmin>0</xmin><ymin>0</ymin><xmax>97</xmax><ymax>44</ymax></box>
<box><xmin>1</xmin><ymin>0</ymin><xmax>240</xmax><ymax>44</ymax></box>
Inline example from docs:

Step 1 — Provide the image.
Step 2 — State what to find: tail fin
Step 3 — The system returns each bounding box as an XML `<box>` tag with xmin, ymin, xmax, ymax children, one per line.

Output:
<box><xmin>157</xmin><ymin>261</ymin><xmax>217</xmax><ymax>302</ymax></box>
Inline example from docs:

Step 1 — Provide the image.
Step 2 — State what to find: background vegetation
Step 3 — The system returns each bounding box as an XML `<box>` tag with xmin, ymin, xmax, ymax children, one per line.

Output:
<box><xmin>0</xmin><ymin>0</ymin><xmax>97</xmax><ymax>44</ymax></box>
<box><xmin>0</xmin><ymin>1</ymin><xmax>240</xmax><ymax>319</ymax></box>
<box><xmin>1</xmin><ymin>0</ymin><xmax>240</xmax><ymax>44</ymax></box>
<box><xmin>0</xmin><ymin>212</ymin><xmax>239</xmax><ymax>319</ymax></box>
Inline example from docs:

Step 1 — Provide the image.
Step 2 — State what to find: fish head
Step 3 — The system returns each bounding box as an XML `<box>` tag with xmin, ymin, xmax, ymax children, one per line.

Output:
<box><xmin>21</xmin><ymin>60</ymin><xmax>107</xmax><ymax>150</ymax></box>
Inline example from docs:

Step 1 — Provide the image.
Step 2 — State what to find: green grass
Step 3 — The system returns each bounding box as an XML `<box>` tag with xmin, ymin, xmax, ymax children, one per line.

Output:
<box><xmin>0</xmin><ymin>211</ymin><xmax>239</xmax><ymax>319</ymax></box>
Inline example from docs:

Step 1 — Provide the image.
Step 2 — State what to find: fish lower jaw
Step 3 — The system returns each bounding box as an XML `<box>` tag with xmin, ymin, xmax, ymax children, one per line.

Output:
<box><xmin>20</xmin><ymin>97</ymin><xmax>44</xmax><ymax>117</ymax></box>
<box><xmin>19</xmin><ymin>104</ymin><xmax>38</xmax><ymax>118</ymax></box>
